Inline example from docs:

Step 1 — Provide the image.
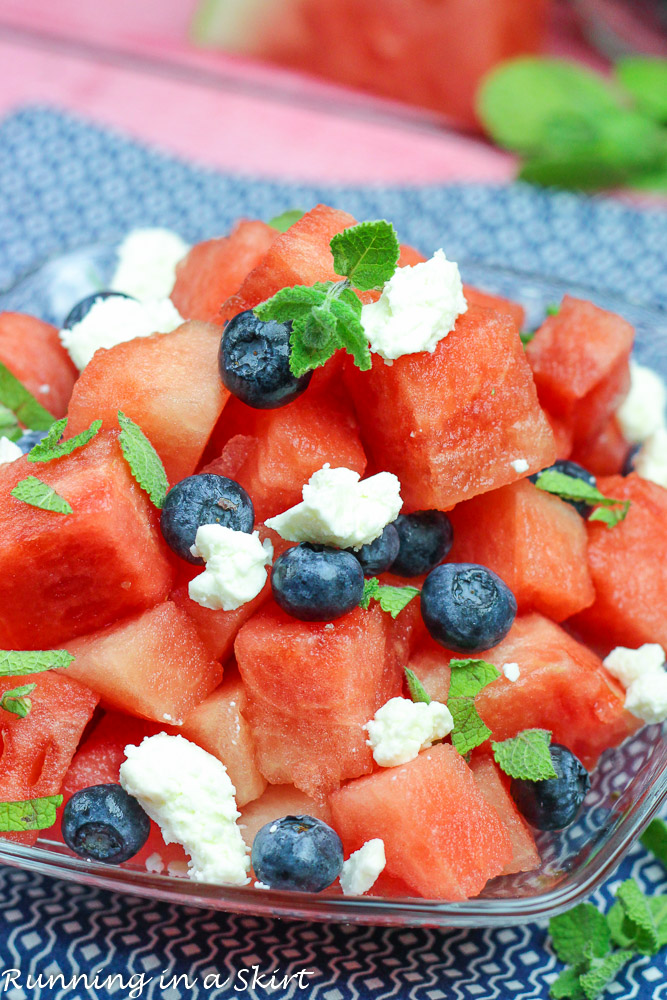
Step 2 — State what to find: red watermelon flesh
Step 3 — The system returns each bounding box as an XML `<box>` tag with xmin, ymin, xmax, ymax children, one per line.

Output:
<box><xmin>234</xmin><ymin>601</ymin><xmax>409</xmax><ymax>798</ymax></box>
<box><xmin>0</xmin><ymin>311</ymin><xmax>77</xmax><ymax>419</ymax></box>
<box><xmin>526</xmin><ymin>296</ymin><xmax>633</xmax><ymax>446</ymax></box>
<box><xmin>463</xmin><ymin>286</ymin><xmax>525</xmax><ymax>329</ymax></box>
<box><xmin>239</xmin><ymin>783</ymin><xmax>332</xmax><ymax>850</ymax></box>
<box><xmin>63</xmin><ymin>601</ymin><xmax>222</xmax><ymax>725</ymax></box>
<box><xmin>0</xmin><ymin>432</ymin><xmax>173</xmax><ymax>649</ymax></box>
<box><xmin>469</xmin><ymin>753</ymin><xmax>540</xmax><ymax>876</ymax></box>
<box><xmin>572</xmin><ymin>417</ymin><xmax>630</xmax><ymax>477</ymax></box>
<box><xmin>447</xmin><ymin>479</ymin><xmax>595</xmax><ymax>622</ymax></box>
<box><xmin>65</xmin><ymin>321</ymin><xmax>228</xmax><ymax>485</ymax></box>
<box><xmin>345</xmin><ymin>304</ymin><xmax>556</xmax><ymax>511</ymax></box>
<box><xmin>571</xmin><ymin>474</ymin><xmax>667</xmax><ymax>652</ymax></box>
<box><xmin>171</xmin><ymin>220</ymin><xmax>278</xmax><ymax>324</ymax></box>
<box><xmin>329</xmin><ymin>743</ymin><xmax>513</xmax><ymax>900</ymax></box>
<box><xmin>545</xmin><ymin>410</ymin><xmax>574</xmax><ymax>461</ymax></box>
<box><xmin>1</xmin><ymin>672</ymin><xmax>99</xmax><ymax>845</ymax></box>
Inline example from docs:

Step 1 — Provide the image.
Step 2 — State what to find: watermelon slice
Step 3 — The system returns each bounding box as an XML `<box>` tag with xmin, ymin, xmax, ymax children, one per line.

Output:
<box><xmin>64</xmin><ymin>601</ymin><xmax>222</xmax><ymax>725</ymax></box>
<box><xmin>0</xmin><ymin>311</ymin><xmax>78</xmax><ymax>419</ymax></box>
<box><xmin>171</xmin><ymin>220</ymin><xmax>278</xmax><ymax>324</ymax></box>
<box><xmin>469</xmin><ymin>753</ymin><xmax>540</xmax><ymax>876</ymax></box>
<box><xmin>65</xmin><ymin>321</ymin><xmax>228</xmax><ymax>485</ymax></box>
<box><xmin>572</xmin><ymin>416</ymin><xmax>630</xmax><ymax>477</ymax></box>
<box><xmin>447</xmin><ymin>479</ymin><xmax>595</xmax><ymax>622</ymax></box>
<box><xmin>345</xmin><ymin>304</ymin><xmax>556</xmax><ymax>511</ymax></box>
<box><xmin>239</xmin><ymin>783</ymin><xmax>332</xmax><ymax>850</ymax></box>
<box><xmin>545</xmin><ymin>410</ymin><xmax>574</xmax><ymax>461</ymax></box>
<box><xmin>463</xmin><ymin>286</ymin><xmax>525</xmax><ymax>329</ymax></box>
<box><xmin>0</xmin><ymin>432</ymin><xmax>173</xmax><ymax>649</ymax></box>
<box><xmin>526</xmin><ymin>296</ymin><xmax>634</xmax><ymax>446</ymax></box>
<box><xmin>329</xmin><ymin>743</ymin><xmax>513</xmax><ymax>899</ymax></box>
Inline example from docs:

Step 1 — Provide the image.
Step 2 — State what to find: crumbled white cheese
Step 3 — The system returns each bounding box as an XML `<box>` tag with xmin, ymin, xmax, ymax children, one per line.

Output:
<box><xmin>167</xmin><ymin>860</ymin><xmax>190</xmax><ymax>878</ymax></box>
<box><xmin>189</xmin><ymin>524</ymin><xmax>273</xmax><ymax>611</ymax></box>
<box><xmin>502</xmin><ymin>662</ymin><xmax>520</xmax><ymax>682</ymax></box>
<box><xmin>145</xmin><ymin>852</ymin><xmax>165</xmax><ymax>874</ymax></box>
<box><xmin>364</xmin><ymin>697</ymin><xmax>454</xmax><ymax>768</ymax></box>
<box><xmin>265</xmin><ymin>465</ymin><xmax>402</xmax><ymax>550</ymax></box>
<box><xmin>254</xmin><ymin>880</ymin><xmax>271</xmax><ymax>890</ymax></box>
<box><xmin>60</xmin><ymin>295</ymin><xmax>184</xmax><ymax>370</ymax></box>
<box><xmin>634</xmin><ymin>427</ymin><xmax>667</xmax><ymax>489</ymax></box>
<box><xmin>511</xmin><ymin>458</ymin><xmax>529</xmax><ymax>474</ymax></box>
<box><xmin>119</xmin><ymin>733</ymin><xmax>250</xmax><ymax>886</ymax></box>
<box><xmin>360</xmin><ymin>249</ymin><xmax>467</xmax><ymax>361</ymax></box>
<box><xmin>603</xmin><ymin>643</ymin><xmax>667</xmax><ymax>724</ymax></box>
<box><xmin>617</xmin><ymin>361</ymin><xmax>667</xmax><ymax>445</ymax></box>
<box><xmin>0</xmin><ymin>436</ymin><xmax>23</xmax><ymax>465</ymax></box>
<box><xmin>111</xmin><ymin>227</ymin><xmax>190</xmax><ymax>301</ymax></box>
<box><xmin>340</xmin><ymin>839</ymin><xmax>386</xmax><ymax>896</ymax></box>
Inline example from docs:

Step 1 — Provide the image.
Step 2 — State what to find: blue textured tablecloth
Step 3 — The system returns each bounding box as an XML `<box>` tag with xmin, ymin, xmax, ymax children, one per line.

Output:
<box><xmin>0</xmin><ymin>106</ymin><xmax>666</xmax><ymax>1000</ymax></box>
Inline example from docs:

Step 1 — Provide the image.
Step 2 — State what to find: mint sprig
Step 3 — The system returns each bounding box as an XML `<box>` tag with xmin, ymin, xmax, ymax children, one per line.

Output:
<box><xmin>447</xmin><ymin>658</ymin><xmax>499</xmax><ymax>754</ymax></box>
<box><xmin>0</xmin><ymin>683</ymin><xmax>36</xmax><ymax>718</ymax></box>
<box><xmin>0</xmin><ymin>794</ymin><xmax>63</xmax><ymax>832</ymax></box>
<box><xmin>491</xmin><ymin>729</ymin><xmax>557</xmax><ymax>781</ymax></box>
<box><xmin>404</xmin><ymin>667</ymin><xmax>431</xmax><ymax>705</ymax></box>
<box><xmin>0</xmin><ymin>649</ymin><xmax>73</xmax><ymax>676</ymax></box>
<box><xmin>268</xmin><ymin>209</ymin><xmax>305</xmax><ymax>232</ymax></box>
<box><xmin>10</xmin><ymin>475</ymin><xmax>73</xmax><ymax>514</ymax></box>
<box><xmin>0</xmin><ymin>361</ymin><xmax>54</xmax><ymax>432</ymax></box>
<box><xmin>329</xmin><ymin>220</ymin><xmax>400</xmax><ymax>292</ymax></box>
<box><xmin>534</xmin><ymin>470</ymin><xmax>630</xmax><ymax>528</ymax></box>
<box><xmin>360</xmin><ymin>578</ymin><xmax>420</xmax><ymax>619</ymax></box>
<box><xmin>27</xmin><ymin>417</ymin><xmax>101</xmax><ymax>463</ymax></box>
<box><xmin>117</xmin><ymin>411</ymin><xmax>169</xmax><ymax>508</ymax></box>
<box><xmin>640</xmin><ymin>818</ymin><xmax>667</xmax><ymax>868</ymax></box>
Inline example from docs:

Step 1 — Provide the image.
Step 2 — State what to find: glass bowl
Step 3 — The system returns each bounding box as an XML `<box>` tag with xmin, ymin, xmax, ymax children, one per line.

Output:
<box><xmin>0</xmin><ymin>249</ymin><xmax>665</xmax><ymax>927</ymax></box>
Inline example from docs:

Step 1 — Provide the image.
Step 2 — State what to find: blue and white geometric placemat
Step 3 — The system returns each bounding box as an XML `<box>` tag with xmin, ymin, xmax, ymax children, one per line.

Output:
<box><xmin>0</xmin><ymin>106</ymin><xmax>666</xmax><ymax>1000</ymax></box>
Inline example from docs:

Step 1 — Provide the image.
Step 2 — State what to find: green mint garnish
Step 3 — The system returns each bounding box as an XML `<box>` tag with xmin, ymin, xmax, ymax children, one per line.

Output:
<box><xmin>255</xmin><ymin>220</ymin><xmax>400</xmax><ymax>378</ymax></box>
<box><xmin>611</xmin><ymin>879</ymin><xmax>660</xmax><ymax>954</ymax></box>
<box><xmin>640</xmin><ymin>818</ymin><xmax>667</xmax><ymax>868</ymax></box>
<box><xmin>491</xmin><ymin>728</ymin><xmax>557</xmax><ymax>781</ymax></box>
<box><xmin>359</xmin><ymin>577</ymin><xmax>420</xmax><ymax>618</ymax></box>
<box><xmin>520</xmin><ymin>330</ymin><xmax>536</xmax><ymax>347</ymax></box>
<box><xmin>578</xmin><ymin>952</ymin><xmax>632</xmax><ymax>1000</ymax></box>
<box><xmin>534</xmin><ymin>470</ymin><xmax>630</xmax><ymax>528</ymax></box>
<box><xmin>615</xmin><ymin>58</ymin><xmax>667</xmax><ymax>125</ymax></box>
<box><xmin>546</xmin><ymin>302</ymin><xmax>561</xmax><ymax>316</ymax></box>
<box><xmin>447</xmin><ymin>658</ymin><xmax>499</xmax><ymax>755</ymax></box>
<box><xmin>0</xmin><ymin>649</ymin><xmax>73</xmax><ymax>676</ymax></box>
<box><xmin>0</xmin><ymin>683</ymin><xmax>36</xmax><ymax>718</ymax></box>
<box><xmin>0</xmin><ymin>361</ymin><xmax>54</xmax><ymax>432</ymax></box>
<box><xmin>0</xmin><ymin>794</ymin><xmax>63</xmax><ymax>832</ymax></box>
<box><xmin>10</xmin><ymin>476</ymin><xmax>73</xmax><ymax>514</ymax></box>
<box><xmin>404</xmin><ymin>667</ymin><xmax>431</xmax><ymax>705</ymax></box>
<box><xmin>118</xmin><ymin>410</ymin><xmax>169</xmax><ymax>509</ymax></box>
<box><xmin>448</xmin><ymin>659</ymin><xmax>500</xmax><ymax>698</ymax></box>
<box><xmin>27</xmin><ymin>417</ymin><xmax>102</xmax><ymax>463</ymax></box>
<box><xmin>551</xmin><ymin>903</ymin><xmax>612</xmax><ymax>967</ymax></box>
<box><xmin>268</xmin><ymin>209</ymin><xmax>305</xmax><ymax>232</ymax></box>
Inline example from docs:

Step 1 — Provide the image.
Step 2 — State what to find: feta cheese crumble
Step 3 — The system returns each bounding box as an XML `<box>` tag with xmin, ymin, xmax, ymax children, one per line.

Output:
<box><xmin>364</xmin><ymin>697</ymin><xmax>454</xmax><ymax>768</ymax></box>
<box><xmin>111</xmin><ymin>227</ymin><xmax>190</xmax><ymax>302</ymax></box>
<box><xmin>360</xmin><ymin>249</ymin><xmax>467</xmax><ymax>361</ymax></box>
<box><xmin>145</xmin><ymin>852</ymin><xmax>165</xmax><ymax>874</ymax></box>
<box><xmin>188</xmin><ymin>524</ymin><xmax>273</xmax><ymax>611</ymax></box>
<box><xmin>617</xmin><ymin>361</ymin><xmax>667</xmax><ymax>445</ymax></box>
<box><xmin>340</xmin><ymin>839</ymin><xmax>386</xmax><ymax>896</ymax></box>
<box><xmin>265</xmin><ymin>465</ymin><xmax>402</xmax><ymax>550</ymax></box>
<box><xmin>502</xmin><ymin>662</ymin><xmax>520</xmax><ymax>682</ymax></box>
<box><xmin>119</xmin><ymin>733</ymin><xmax>250</xmax><ymax>886</ymax></box>
<box><xmin>603</xmin><ymin>643</ymin><xmax>667</xmax><ymax>724</ymax></box>
<box><xmin>0</xmin><ymin>436</ymin><xmax>23</xmax><ymax>465</ymax></box>
<box><xmin>60</xmin><ymin>295</ymin><xmax>184</xmax><ymax>370</ymax></box>
<box><xmin>634</xmin><ymin>427</ymin><xmax>667</xmax><ymax>490</ymax></box>
<box><xmin>511</xmin><ymin>458</ymin><xmax>529</xmax><ymax>474</ymax></box>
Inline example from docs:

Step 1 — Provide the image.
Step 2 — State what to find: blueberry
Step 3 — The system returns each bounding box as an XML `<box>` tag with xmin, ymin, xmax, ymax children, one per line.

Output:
<box><xmin>251</xmin><ymin>815</ymin><xmax>343</xmax><ymax>892</ymax></box>
<box><xmin>390</xmin><ymin>511</ymin><xmax>454</xmax><ymax>577</ymax></box>
<box><xmin>161</xmin><ymin>473</ymin><xmax>254</xmax><ymax>564</ymax></box>
<box><xmin>421</xmin><ymin>562</ymin><xmax>517</xmax><ymax>652</ymax></box>
<box><xmin>529</xmin><ymin>459</ymin><xmax>597</xmax><ymax>518</ymax></box>
<box><xmin>271</xmin><ymin>543</ymin><xmax>364</xmax><ymax>621</ymax></box>
<box><xmin>622</xmin><ymin>444</ymin><xmax>641</xmax><ymax>477</ymax></box>
<box><xmin>219</xmin><ymin>310</ymin><xmax>312</xmax><ymax>409</ymax></box>
<box><xmin>348</xmin><ymin>523</ymin><xmax>400</xmax><ymax>576</ymax></box>
<box><xmin>63</xmin><ymin>291</ymin><xmax>133</xmax><ymax>329</ymax></box>
<box><xmin>62</xmin><ymin>784</ymin><xmax>150</xmax><ymax>864</ymax></box>
<box><xmin>15</xmin><ymin>429</ymin><xmax>50</xmax><ymax>454</ymax></box>
<box><xmin>511</xmin><ymin>744</ymin><xmax>591</xmax><ymax>830</ymax></box>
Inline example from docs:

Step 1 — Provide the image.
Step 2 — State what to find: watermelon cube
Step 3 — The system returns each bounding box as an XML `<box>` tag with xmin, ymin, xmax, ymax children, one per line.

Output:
<box><xmin>65</xmin><ymin>321</ymin><xmax>228</xmax><ymax>485</ymax></box>
<box><xmin>526</xmin><ymin>296</ymin><xmax>634</xmax><ymax>446</ymax></box>
<box><xmin>345</xmin><ymin>305</ymin><xmax>556</xmax><ymax>511</ymax></box>
<box><xmin>239</xmin><ymin>783</ymin><xmax>332</xmax><ymax>850</ymax></box>
<box><xmin>447</xmin><ymin>479</ymin><xmax>595</xmax><ymax>622</ymax></box>
<box><xmin>171</xmin><ymin>220</ymin><xmax>278</xmax><ymax>324</ymax></box>
<box><xmin>0</xmin><ymin>432</ymin><xmax>173</xmax><ymax>649</ymax></box>
<box><xmin>572</xmin><ymin>474</ymin><xmax>667</xmax><ymax>651</ymax></box>
<box><xmin>329</xmin><ymin>743</ymin><xmax>513</xmax><ymax>899</ymax></box>
<box><xmin>468</xmin><ymin>753</ymin><xmax>539</xmax><ymax>875</ymax></box>
<box><xmin>234</xmin><ymin>601</ymin><xmax>410</xmax><ymax>798</ymax></box>
<box><xmin>64</xmin><ymin>601</ymin><xmax>222</xmax><ymax>725</ymax></box>
<box><xmin>545</xmin><ymin>410</ymin><xmax>574</xmax><ymax>461</ymax></box>
<box><xmin>463</xmin><ymin>286</ymin><xmax>525</xmax><ymax>329</ymax></box>
<box><xmin>0</xmin><ymin>311</ymin><xmax>77</xmax><ymax>419</ymax></box>
<box><xmin>572</xmin><ymin>417</ymin><xmax>630</xmax><ymax>477</ymax></box>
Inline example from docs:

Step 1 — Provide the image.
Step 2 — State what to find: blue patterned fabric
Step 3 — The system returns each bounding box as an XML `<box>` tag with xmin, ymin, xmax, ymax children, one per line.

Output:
<box><xmin>0</xmin><ymin>106</ymin><xmax>666</xmax><ymax>1000</ymax></box>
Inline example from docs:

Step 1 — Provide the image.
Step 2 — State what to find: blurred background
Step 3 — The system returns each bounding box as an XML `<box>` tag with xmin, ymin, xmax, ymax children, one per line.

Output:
<box><xmin>0</xmin><ymin>0</ymin><xmax>665</xmax><ymax>188</ymax></box>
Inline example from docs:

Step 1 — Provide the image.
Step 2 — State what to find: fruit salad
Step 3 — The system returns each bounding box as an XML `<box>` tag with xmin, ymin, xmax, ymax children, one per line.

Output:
<box><xmin>0</xmin><ymin>205</ymin><xmax>665</xmax><ymax>902</ymax></box>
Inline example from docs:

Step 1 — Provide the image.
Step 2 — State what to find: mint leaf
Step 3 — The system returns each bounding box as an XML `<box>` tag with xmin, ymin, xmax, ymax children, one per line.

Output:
<box><xmin>588</xmin><ymin>502</ymin><xmax>630</xmax><ymax>529</ymax></box>
<box><xmin>640</xmin><ymin>817</ymin><xmax>667</xmax><ymax>867</ymax></box>
<box><xmin>520</xmin><ymin>330</ymin><xmax>536</xmax><ymax>347</ymax></box>
<box><xmin>330</xmin><ymin>220</ymin><xmax>400</xmax><ymax>291</ymax></box>
<box><xmin>11</xmin><ymin>475</ymin><xmax>72</xmax><ymax>514</ymax></box>
<box><xmin>550</xmin><ymin>904</ymin><xmax>611</xmax><ymax>966</ymax></box>
<box><xmin>650</xmin><ymin>896</ymin><xmax>667</xmax><ymax>948</ymax></box>
<box><xmin>0</xmin><ymin>683</ymin><xmax>36</xmax><ymax>718</ymax></box>
<box><xmin>492</xmin><ymin>729</ymin><xmax>557</xmax><ymax>781</ymax></box>
<box><xmin>614</xmin><ymin>879</ymin><xmax>659</xmax><ymax>954</ymax></box>
<box><xmin>550</xmin><ymin>966</ymin><xmax>586</xmax><ymax>1000</ymax></box>
<box><xmin>616</xmin><ymin>58</ymin><xmax>667</xmax><ymax>124</ymax></box>
<box><xmin>360</xmin><ymin>578</ymin><xmax>420</xmax><ymax>618</ymax></box>
<box><xmin>328</xmin><ymin>296</ymin><xmax>371</xmax><ymax>370</ymax></box>
<box><xmin>546</xmin><ymin>303</ymin><xmax>561</xmax><ymax>316</ymax></box>
<box><xmin>359</xmin><ymin>577</ymin><xmax>380</xmax><ymax>610</ymax></box>
<box><xmin>254</xmin><ymin>284</ymin><xmax>327</xmax><ymax>325</ymax></box>
<box><xmin>448</xmin><ymin>697</ymin><xmax>491</xmax><ymax>754</ymax></box>
<box><xmin>0</xmin><ymin>649</ymin><xmax>73</xmax><ymax>676</ymax></box>
<box><xmin>534</xmin><ymin>470</ymin><xmax>630</xmax><ymax>526</ymax></box>
<box><xmin>268</xmin><ymin>209</ymin><xmax>305</xmax><ymax>232</ymax></box>
<box><xmin>0</xmin><ymin>362</ymin><xmax>54</xmax><ymax>432</ymax></box>
<box><xmin>27</xmin><ymin>418</ymin><xmax>101</xmax><ymax>463</ymax></box>
<box><xmin>404</xmin><ymin>667</ymin><xmax>431</xmax><ymax>705</ymax></box>
<box><xmin>448</xmin><ymin>659</ymin><xmax>500</xmax><ymax>698</ymax></box>
<box><xmin>0</xmin><ymin>794</ymin><xmax>63</xmax><ymax>832</ymax></box>
<box><xmin>579</xmin><ymin>951</ymin><xmax>631</xmax><ymax>1000</ymax></box>
<box><xmin>118</xmin><ymin>410</ymin><xmax>169</xmax><ymax>508</ymax></box>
